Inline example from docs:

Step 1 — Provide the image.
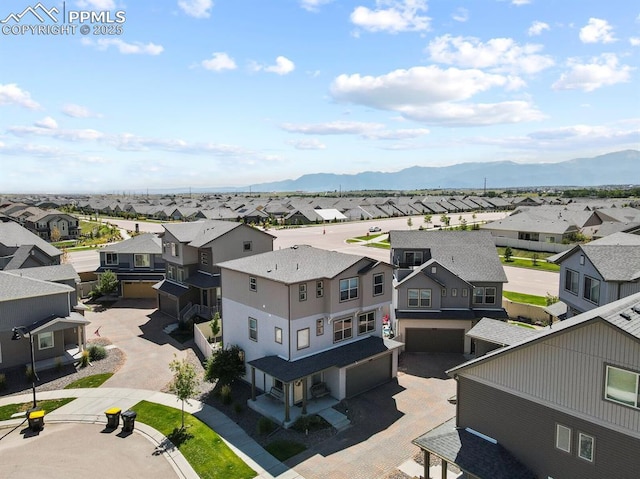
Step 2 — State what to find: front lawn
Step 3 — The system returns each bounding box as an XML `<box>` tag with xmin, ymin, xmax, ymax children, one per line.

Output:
<box><xmin>500</xmin><ymin>257</ymin><xmax>560</xmax><ymax>272</ymax></box>
<box><xmin>64</xmin><ymin>373</ymin><xmax>113</xmax><ymax>389</ymax></box>
<box><xmin>503</xmin><ymin>291</ymin><xmax>548</xmax><ymax>307</ymax></box>
<box><xmin>0</xmin><ymin>398</ymin><xmax>76</xmax><ymax>421</ymax></box>
<box><xmin>131</xmin><ymin>400</ymin><xmax>255</xmax><ymax>479</ymax></box>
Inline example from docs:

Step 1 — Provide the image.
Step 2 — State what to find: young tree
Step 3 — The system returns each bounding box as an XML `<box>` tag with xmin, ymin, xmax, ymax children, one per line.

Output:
<box><xmin>98</xmin><ymin>270</ymin><xmax>118</xmax><ymax>295</ymax></box>
<box><xmin>504</xmin><ymin>246</ymin><xmax>513</xmax><ymax>263</ymax></box>
<box><xmin>205</xmin><ymin>344</ymin><xmax>245</xmax><ymax>387</ymax></box>
<box><xmin>168</xmin><ymin>355</ymin><xmax>199</xmax><ymax>430</ymax></box>
<box><xmin>424</xmin><ymin>214</ymin><xmax>432</xmax><ymax>225</ymax></box>
<box><xmin>50</xmin><ymin>226</ymin><xmax>61</xmax><ymax>243</ymax></box>
<box><xmin>532</xmin><ymin>253</ymin><xmax>539</xmax><ymax>266</ymax></box>
<box><xmin>407</xmin><ymin>217</ymin><xmax>413</xmax><ymax>229</ymax></box>
<box><xmin>210</xmin><ymin>312</ymin><xmax>221</xmax><ymax>344</ymax></box>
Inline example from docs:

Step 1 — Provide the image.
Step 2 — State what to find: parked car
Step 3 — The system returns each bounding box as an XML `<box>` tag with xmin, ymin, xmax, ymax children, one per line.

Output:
<box><xmin>369</xmin><ymin>226</ymin><xmax>382</xmax><ymax>232</ymax></box>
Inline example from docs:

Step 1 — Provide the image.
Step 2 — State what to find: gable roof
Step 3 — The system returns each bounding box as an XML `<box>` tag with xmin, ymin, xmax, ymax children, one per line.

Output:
<box><xmin>218</xmin><ymin>244</ymin><xmax>388</xmax><ymax>284</ymax></box>
<box><xmin>466</xmin><ymin>318</ymin><xmax>541</xmax><ymax>346</ymax></box>
<box><xmin>101</xmin><ymin>233</ymin><xmax>162</xmax><ymax>254</ymax></box>
<box><xmin>4</xmin><ymin>264</ymin><xmax>79</xmax><ymax>283</ymax></box>
<box><xmin>163</xmin><ymin>220</ymin><xmax>273</xmax><ymax>247</ymax></box>
<box><xmin>0</xmin><ymin>271</ymin><xmax>74</xmax><ymax>301</ymax></box>
<box><xmin>0</xmin><ymin>221</ymin><xmax>61</xmax><ymax>257</ymax></box>
<box><xmin>480</xmin><ymin>211</ymin><xmax>579</xmax><ymax>235</ymax></box>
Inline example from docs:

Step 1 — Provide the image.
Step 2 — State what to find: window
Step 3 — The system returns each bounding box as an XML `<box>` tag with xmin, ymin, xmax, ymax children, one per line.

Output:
<box><xmin>605</xmin><ymin>365</ymin><xmax>639</xmax><ymax>408</ymax></box>
<box><xmin>177</xmin><ymin>268</ymin><xmax>184</xmax><ymax>283</ymax></box>
<box><xmin>38</xmin><ymin>332</ymin><xmax>54</xmax><ymax>350</ymax></box>
<box><xmin>333</xmin><ymin>317</ymin><xmax>352</xmax><ymax>342</ymax></box>
<box><xmin>134</xmin><ymin>254</ymin><xmax>150</xmax><ymax>268</ymax></box>
<box><xmin>565</xmin><ymin>269</ymin><xmax>579</xmax><ymax>295</ymax></box>
<box><xmin>408</xmin><ymin>288</ymin><xmax>431</xmax><ymax>308</ymax></box>
<box><xmin>200</xmin><ymin>251</ymin><xmax>208</xmax><ymax>265</ymax></box>
<box><xmin>316</xmin><ymin>319</ymin><xmax>324</xmax><ymax>336</ymax></box>
<box><xmin>555</xmin><ymin>424</ymin><xmax>571</xmax><ymax>453</ymax></box>
<box><xmin>404</xmin><ymin>251</ymin><xmax>423</xmax><ymax>266</ymax></box>
<box><xmin>316</xmin><ymin>280</ymin><xmax>324</xmax><ymax>298</ymax></box>
<box><xmin>249</xmin><ymin>276</ymin><xmax>257</xmax><ymax>292</ymax></box>
<box><xmin>578</xmin><ymin>433</ymin><xmax>594</xmax><ymax>462</ymax></box>
<box><xmin>249</xmin><ymin>317</ymin><xmax>258</xmax><ymax>341</ymax></box>
<box><xmin>358</xmin><ymin>311</ymin><xmax>375</xmax><ymax>335</ymax></box>
<box><xmin>275</xmin><ymin>327</ymin><xmax>282</xmax><ymax>344</ymax></box>
<box><xmin>462</xmin><ymin>288</ymin><xmax>468</xmax><ymax>297</ymax></box>
<box><xmin>299</xmin><ymin>283</ymin><xmax>307</xmax><ymax>301</ymax></box>
<box><xmin>340</xmin><ymin>277</ymin><xmax>359</xmax><ymax>301</ymax></box>
<box><xmin>297</xmin><ymin>328</ymin><xmax>310</xmax><ymax>350</ymax></box>
<box><xmin>473</xmin><ymin>287</ymin><xmax>496</xmax><ymax>304</ymax></box>
<box><xmin>243</xmin><ymin>241</ymin><xmax>252</xmax><ymax>252</ymax></box>
<box><xmin>167</xmin><ymin>264</ymin><xmax>176</xmax><ymax>281</ymax></box>
<box><xmin>485</xmin><ymin>287</ymin><xmax>496</xmax><ymax>304</ymax></box>
<box><xmin>452</xmin><ymin>288</ymin><xmax>457</xmax><ymax>297</ymax></box>
<box><xmin>105</xmin><ymin>253</ymin><xmax>118</xmax><ymax>266</ymax></box>
<box><xmin>170</xmin><ymin>242</ymin><xmax>178</xmax><ymax>256</ymax></box>
<box><xmin>583</xmin><ymin>276</ymin><xmax>600</xmax><ymax>304</ymax></box>
<box><xmin>373</xmin><ymin>273</ymin><xmax>384</xmax><ymax>296</ymax></box>
<box><xmin>442</xmin><ymin>288</ymin><xmax>447</xmax><ymax>297</ymax></box>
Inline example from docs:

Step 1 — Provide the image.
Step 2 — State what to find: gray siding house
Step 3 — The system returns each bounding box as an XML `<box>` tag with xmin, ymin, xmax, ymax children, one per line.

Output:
<box><xmin>97</xmin><ymin>233</ymin><xmax>165</xmax><ymax>298</ymax></box>
<box><xmin>550</xmin><ymin>232</ymin><xmax>640</xmax><ymax>318</ymax></box>
<box><xmin>0</xmin><ymin>222</ymin><xmax>62</xmax><ymax>270</ymax></box>
<box><xmin>218</xmin><ymin>245</ymin><xmax>401</xmax><ymax>427</ymax></box>
<box><xmin>413</xmin><ymin>292</ymin><xmax>640</xmax><ymax>479</ymax></box>
<box><xmin>390</xmin><ymin>230</ymin><xmax>508</xmax><ymax>354</ymax></box>
<box><xmin>154</xmin><ymin>220</ymin><xmax>274</xmax><ymax>320</ymax></box>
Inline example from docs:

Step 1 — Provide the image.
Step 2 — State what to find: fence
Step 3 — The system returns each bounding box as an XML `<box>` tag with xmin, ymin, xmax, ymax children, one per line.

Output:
<box><xmin>78</xmin><ymin>280</ymin><xmax>98</xmax><ymax>298</ymax></box>
<box><xmin>194</xmin><ymin>322</ymin><xmax>220</xmax><ymax>360</ymax></box>
<box><xmin>502</xmin><ymin>298</ymin><xmax>550</xmax><ymax>324</ymax></box>
<box><xmin>493</xmin><ymin>237</ymin><xmax>572</xmax><ymax>254</ymax></box>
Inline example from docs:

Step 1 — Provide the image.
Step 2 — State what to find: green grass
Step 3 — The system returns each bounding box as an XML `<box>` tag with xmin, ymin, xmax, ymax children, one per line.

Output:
<box><xmin>64</xmin><ymin>373</ymin><xmax>113</xmax><ymax>389</ymax></box>
<box><xmin>496</xmin><ymin>247</ymin><xmax>555</xmax><ymax>260</ymax></box>
<box><xmin>0</xmin><ymin>398</ymin><xmax>75</xmax><ymax>421</ymax></box>
<box><xmin>500</xmin><ymin>257</ymin><xmax>560</xmax><ymax>272</ymax></box>
<box><xmin>131</xmin><ymin>400</ymin><xmax>255</xmax><ymax>479</ymax></box>
<box><xmin>503</xmin><ymin>291</ymin><xmax>548</xmax><ymax>307</ymax></box>
<box><xmin>265</xmin><ymin>439</ymin><xmax>307</xmax><ymax>461</ymax></box>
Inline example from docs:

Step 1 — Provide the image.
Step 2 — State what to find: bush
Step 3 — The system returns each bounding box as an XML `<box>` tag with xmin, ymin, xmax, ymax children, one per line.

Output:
<box><xmin>79</xmin><ymin>350</ymin><xmax>90</xmax><ymax>368</ymax></box>
<box><xmin>220</xmin><ymin>384</ymin><xmax>232</xmax><ymax>405</ymax></box>
<box><xmin>257</xmin><ymin>416</ymin><xmax>276</xmax><ymax>436</ymax></box>
<box><xmin>291</xmin><ymin>414</ymin><xmax>329</xmax><ymax>433</ymax></box>
<box><xmin>88</xmin><ymin>344</ymin><xmax>107</xmax><ymax>361</ymax></box>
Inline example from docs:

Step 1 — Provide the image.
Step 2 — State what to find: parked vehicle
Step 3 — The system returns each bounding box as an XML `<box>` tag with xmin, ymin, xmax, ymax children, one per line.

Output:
<box><xmin>369</xmin><ymin>226</ymin><xmax>382</xmax><ymax>232</ymax></box>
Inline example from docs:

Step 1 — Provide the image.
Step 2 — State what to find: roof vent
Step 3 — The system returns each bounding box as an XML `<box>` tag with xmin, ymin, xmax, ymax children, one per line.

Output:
<box><xmin>632</xmin><ymin>305</ymin><xmax>640</xmax><ymax>315</ymax></box>
<box><xmin>620</xmin><ymin>312</ymin><xmax>632</xmax><ymax>321</ymax></box>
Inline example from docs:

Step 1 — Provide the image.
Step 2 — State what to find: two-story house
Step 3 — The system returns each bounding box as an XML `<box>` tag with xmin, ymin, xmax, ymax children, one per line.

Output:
<box><xmin>218</xmin><ymin>245</ymin><xmax>401</xmax><ymax>426</ymax></box>
<box><xmin>0</xmin><ymin>271</ymin><xmax>90</xmax><ymax>372</ymax></box>
<box><xmin>413</xmin><ymin>291</ymin><xmax>640</xmax><ymax>479</ymax></box>
<box><xmin>549</xmin><ymin>232</ymin><xmax>640</xmax><ymax>318</ymax></box>
<box><xmin>97</xmin><ymin>233</ymin><xmax>165</xmax><ymax>298</ymax></box>
<box><xmin>390</xmin><ymin>230</ymin><xmax>508</xmax><ymax>354</ymax></box>
<box><xmin>24</xmin><ymin>210</ymin><xmax>80</xmax><ymax>241</ymax></box>
<box><xmin>154</xmin><ymin>220</ymin><xmax>274</xmax><ymax>320</ymax></box>
<box><xmin>0</xmin><ymin>222</ymin><xmax>62</xmax><ymax>270</ymax></box>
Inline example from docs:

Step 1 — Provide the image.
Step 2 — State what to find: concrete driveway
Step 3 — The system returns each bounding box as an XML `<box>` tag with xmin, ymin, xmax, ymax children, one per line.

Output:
<box><xmin>86</xmin><ymin>299</ymin><xmax>192</xmax><ymax>391</ymax></box>
<box><xmin>289</xmin><ymin>353</ymin><xmax>463</xmax><ymax>479</ymax></box>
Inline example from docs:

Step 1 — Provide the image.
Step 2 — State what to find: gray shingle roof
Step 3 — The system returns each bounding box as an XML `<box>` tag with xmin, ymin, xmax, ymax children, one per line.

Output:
<box><xmin>480</xmin><ymin>211</ymin><xmax>578</xmax><ymax>234</ymax></box>
<box><xmin>163</xmin><ymin>220</ymin><xmax>240</xmax><ymax>245</ymax></box>
<box><xmin>466</xmin><ymin>318</ymin><xmax>541</xmax><ymax>346</ymax></box>
<box><xmin>4</xmin><ymin>264</ymin><xmax>79</xmax><ymax>283</ymax></box>
<box><xmin>101</xmin><ymin>233</ymin><xmax>162</xmax><ymax>254</ymax></box>
<box><xmin>219</xmin><ymin>245</ymin><xmax>386</xmax><ymax>284</ymax></box>
<box><xmin>0</xmin><ymin>221</ymin><xmax>61</xmax><ymax>257</ymax></box>
<box><xmin>0</xmin><ymin>271</ymin><xmax>74</xmax><ymax>301</ymax></box>
<box><xmin>390</xmin><ymin>230</ymin><xmax>507</xmax><ymax>283</ymax></box>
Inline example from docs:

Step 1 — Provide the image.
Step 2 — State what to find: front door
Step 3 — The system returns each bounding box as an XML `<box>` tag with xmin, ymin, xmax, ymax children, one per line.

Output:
<box><xmin>201</xmin><ymin>289</ymin><xmax>208</xmax><ymax>306</ymax></box>
<box><xmin>293</xmin><ymin>380</ymin><xmax>304</xmax><ymax>405</ymax></box>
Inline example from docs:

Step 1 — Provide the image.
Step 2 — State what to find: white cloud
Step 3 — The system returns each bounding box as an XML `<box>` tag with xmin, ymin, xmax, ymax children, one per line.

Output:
<box><xmin>281</xmin><ymin>121</ymin><xmax>385</xmax><ymax>135</ymax></box>
<box><xmin>630</xmin><ymin>37</ymin><xmax>640</xmax><ymax>46</ymax></box>
<box><xmin>253</xmin><ymin>56</ymin><xmax>295</xmax><ymax>75</ymax></box>
<box><xmin>62</xmin><ymin>103</ymin><xmax>100</xmax><ymax>118</ymax></box>
<box><xmin>201</xmin><ymin>52</ymin><xmax>237</xmax><ymax>71</ymax></box>
<box><xmin>81</xmin><ymin>38</ymin><xmax>164</xmax><ymax>55</ymax></box>
<box><xmin>9</xmin><ymin>125</ymin><xmax>105</xmax><ymax>142</ymax></box>
<box><xmin>427</xmin><ymin>35</ymin><xmax>554</xmax><ymax>74</ymax></box>
<box><xmin>363</xmin><ymin>128</ymin><xmax>430</xmax><ymax>140</ymax></box>
<box><xmin>76</xmin><ymin>0</ymin><xmax>116</xmax><ymax>9</ymax></box>
<box><xmin>452</xmin><ymin>7</ymin><xmax>469</xmax><ymax>23</ymax></box>
<box><xmin>511</xmin><ymin>0</ymin><xmax>530</xmax><ymax>5</ymax></box>
<box><xmin>0</xmin><ymin>83</ymin><xmax>40</xmax><ymax>110</ymax></box>
<box><xmin>579</xmin><ymin>18</ymin><xmax>616</xmax><ymax>44</ymax></box>
<box><xmin>34</xmin><ymin>117</ymin><xmax>58</xmax><ymax>129</ymax></box>
<box><xmin>552</xmin><ymin>54</ymin><xmax>633</xmax><ymax>92</ymax></box>
<box><xmin>178</xmin><ymin>0</ymin><xmax>213</xmax><ymax>18</ymax></box>
<box><xmin>286</xmin><ymin>138</ymin><xmax>327</xmax><ymax>150</ymax></box>
<box><xmin>528</xmin><ymin>21</ymin><xmax>549</xmax><ymax>36</ymax></box>
<box><xmin>300</xmin><ymin>0</ymin><xmax>334</xmax><ymax>12</ymax></box>
<box><xmin>350</xmin><ymin>0</ymin><xmax>430</xmax><ymax>34</ymax></box>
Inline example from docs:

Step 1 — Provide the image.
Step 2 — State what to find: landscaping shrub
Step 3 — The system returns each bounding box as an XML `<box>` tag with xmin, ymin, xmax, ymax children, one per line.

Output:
<box><xmin>291</xmin><ymin>414</ymin><xmax>329</xmax><ymax>433</ymax></box>
<box><xmin>79</xmin><ymin>350</ymin><xmax>90</xmax><ymax>368</ymax></box>
<box><xmin>257</xmin><ymin>416</ymin><xmax>275</xmax><ymax>435</ymax></box>
<box><xmin>220</xmin><ymin>384</ymin><xmax>232</xmax><ymax>405</ymax></box>
<box><xmin>88</xmin><ymin>344</ymin><xmax>107</xmax><ymax>361</ymax></box>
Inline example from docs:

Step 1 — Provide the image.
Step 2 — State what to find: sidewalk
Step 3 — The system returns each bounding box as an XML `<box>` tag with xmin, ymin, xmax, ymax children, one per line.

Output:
<box><xmin>0</xmin><ymin>388</ymin><xmax>306</xmax><ymax>479</ymax></box>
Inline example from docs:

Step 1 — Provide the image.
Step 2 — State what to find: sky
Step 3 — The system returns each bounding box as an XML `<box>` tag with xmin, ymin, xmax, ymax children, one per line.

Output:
<box><xmin>0</xmin><ymin>0</ymin><xmax>639</xmax><ymax>194</ymax></box>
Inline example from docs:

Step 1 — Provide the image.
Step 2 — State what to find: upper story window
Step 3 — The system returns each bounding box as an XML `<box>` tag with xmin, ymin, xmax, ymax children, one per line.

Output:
<box><xmin>333</xmin><ymin>317</ymin><xmax>353</xmax><ymax>343</ymax></box>
<box><xmin>249</xmin><ymin>276</ymin><xmax>257</xmax><ymax>292</ymax></box>
<box><xmin>134</xmin><ymin>254</ymin><xmax>150</xmax><ymax>268</ymax></box>
<box><xmin>583</xmin><ymin>276</ymin><xmax>600</xmax><ymax>304</ymax></box>
<box><xmin>249</xmin><ymin>317</ymin><xmax>258</xmax><ymax>342</ymax></box>
<box><xmin>605</xmin><ymin>365</ymin><xmax>639</xmax><ymax>409</ymax></box>
<box><xmin>177</xmin><ymin>268</ymin><xmax>185</xmax><ymax>283</ymax></box>
<box><xmin>358</xmin><ymin>311</ymin><xmax>375</xmax><ymax>335</ymax></box>
<box><xmin>275</xmin><ymin>327</ymin><xmax>282</xmax><ymax>344</ymax></box>
<box><xmin>316</xmin><ymin>280</ymin><xmax>324</xmax><ymax>298</ymax></box>
<box><xmin>105</xmin><ymin>252</ymin><xmax>118</xmax><ymax>266</ymax></box>
<box><xmin>339</xmin><ymin>277</ymin><xmax>358</xmax><ymax>301</ymax></box>
<box><xmin>555</xmin><ymin>424</ymin><xmax>571</xmax><ymax>453</ymax></box>
<box><xmin>316</xmin><ymin>318</ymin><xmax>324</xmax><ymax>336</ymax></box>
<box><xmin>243</xmin><ymin>241</ymin><xmax>252</xmax><ymax>252</ymax></box>
<box><xmin>200</xmin><ymin>251</ymin><xmax>208</xmax><ymax>265</ymax></box>
<box><xmin>408</xmin><ymin>288</ymin><xmax>431</xmax><ymax>308</ymax></box>
<box><xmin>473</xmin><ymin>287</ymin><xmax>496</xmax><ymax>305</ymax></box>
<box><xmin>404</xmin><ymin>251</ymin><xmax>423</xmax><ymax>266</ymax></box>
<box><xmin>297</xmin><ymin>328</ymin><xmax>310</xmax><ymax>350</ymax></box>
<box><xmin>167</xmin><ymin>264</ymin><xmax>176</xmax><ymax>281</ymax></box>
<box><xmin>299</xmin><ymin>283</ymin><xmax>307</xmax><ymax>301</ymax></box>
<box><xmin>170</xmin><ymin>242</ymin><xmax>178</xmax><ymax>256</ymax></box>
<box><xmin>565</xmin><ymin>269</ymin><xmax>579</xmax><ymax>295</ymax></box>
<box><xmin>373</xmin><ymin>273</ymin><xmax>384</xmax><ymax>296</ymax></box>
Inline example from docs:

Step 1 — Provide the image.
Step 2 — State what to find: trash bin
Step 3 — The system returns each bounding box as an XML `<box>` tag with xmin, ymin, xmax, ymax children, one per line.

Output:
<box><xmin>121</xmin><ymin>410</ymin><xmax>137</xmax><ymax>432</ymax></box>
<box><xmin>27</xmin><ymin>408</ymin><xmax>45</xmax><ymax>432</ymax></box>
<box><xmin>105</xmin><ymin>407</ymin><xmax>121</xmax><ymax>429</ymax></box>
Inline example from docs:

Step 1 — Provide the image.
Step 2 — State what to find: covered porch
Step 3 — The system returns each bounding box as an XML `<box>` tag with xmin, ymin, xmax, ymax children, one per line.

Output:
<box><xmin>248</xmin><ymin>390</ymin><xmax>341</xmax><ymax>429</ymax></box>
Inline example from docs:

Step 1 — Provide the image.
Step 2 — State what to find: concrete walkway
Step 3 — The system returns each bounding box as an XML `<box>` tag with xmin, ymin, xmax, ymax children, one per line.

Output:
<box><xmin>0</xmin><ymin>388</ymin><xmax>306</xmax><ymax>479</ymax></box>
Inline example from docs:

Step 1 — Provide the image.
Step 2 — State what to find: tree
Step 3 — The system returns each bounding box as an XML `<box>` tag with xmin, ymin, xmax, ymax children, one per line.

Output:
<box><xmin>424</xmin><ymin>214</ymin><xmax>432</xmax><ymax>225</ymax></box>
<box><xmin>50</xmin><ymin>226</ymin><xmax>61</xmax><ymax>243</ymax></box>
<box><xmin>205</xmin><ymin>344</ymin><xmax>245</xmax><ymax>387</ymax></box>
<box><xmin>459</xmin><ymin>218</ymin><xmax>468</xmax><ymax>230</ymax></box>
<box><xmin>407</xmin><ymin>217</ymin><xmax>413</xmax><ymax>229</ymax></box>
<box><xmin>545</xmin><ymin>293</ymin><xmax>559</xmax><ymax>306</ymax></box>
<box><xmin>532</xmin><ymin>253</ymin><xmax>539</xmax><ymax>266</ymax></box>
<box><xmin>210</xmin><ymin>312</ymin><xmax>221</xmax><ymax>344</ymax></box>
<box><xmin>168</xmin><ymin>355</ymin><xmax>199</xmax><ymax>429</ymax></box>
<box><xmin>504</xmin><ymin>246</ymin><xmax>513</xmax><ymax>262</ymax></box>
<box><xmin>97</xmin><ymin>270</ymin><xmax>118</xmax><ymax>295</ymax></box>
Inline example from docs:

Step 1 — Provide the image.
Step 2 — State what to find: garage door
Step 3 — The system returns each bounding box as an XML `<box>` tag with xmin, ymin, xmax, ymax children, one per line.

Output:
<box><xmin>345</xmin><ymin>353</ymin><xmax>392</xmax><ymax>398</ymax></box>
<box><xmin>405</xmin><ymin>328</ymin><xmax>464</xmax><ymax>353</ymax></box>
<box><xmin>122</xmin><ymin>281</ymin><xmax>157</xmax><ymax>299</ymax></box>
<box><xmin>158</xmin><ymin>294</ymin><xmax>178</xmax><ymax>318</ymax></box>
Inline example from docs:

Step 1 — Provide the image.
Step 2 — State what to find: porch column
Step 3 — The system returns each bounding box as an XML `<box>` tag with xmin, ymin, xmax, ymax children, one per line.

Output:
<box><xmin>284</xmin><ymin>382</ymin><xmax>291</xmax><ymax>423</ymax></box>
<box><xmin>77</xmin><ymin>326</ymin><xmax>83</xmax><ymax>352</ymax></box>
<box><xmin>301</xmin><ymin>377</ymin><xmax>308</xmax><ymax>415</ymax></box>
<box><xmin>251</xmin><ymin>367</ymin><xmax>256</xmax><ymax>401</ymax></box>
<box><xmin>441</xmin><ymin>459</ymin><xmax>447</xmax><ymax>479</ymax></box>
<box><xmin>423</xmin><ymin>451</ymin><xmax>430</xmax><ymax>479</ymax></box>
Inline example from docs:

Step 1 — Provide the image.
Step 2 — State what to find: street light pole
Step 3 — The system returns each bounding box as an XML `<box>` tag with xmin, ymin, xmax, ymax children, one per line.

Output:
<box><xmin>12</xmin><ymin>326</ymin><xmax>38</xmax><ymax>409</ymax></box>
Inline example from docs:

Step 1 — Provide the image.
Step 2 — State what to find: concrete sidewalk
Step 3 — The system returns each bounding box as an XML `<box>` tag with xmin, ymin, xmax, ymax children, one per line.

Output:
<box><xmin>0</xmin><ymin>388</ymin><xmax>306</xmax><ymax>479</ymax></box>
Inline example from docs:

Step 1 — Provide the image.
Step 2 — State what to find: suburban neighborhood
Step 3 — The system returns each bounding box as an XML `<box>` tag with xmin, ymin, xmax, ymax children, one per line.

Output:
<box><xmin>0</xmin><ymin>189</ymin><xmax>639</xmax><ymax>479</ymax></box>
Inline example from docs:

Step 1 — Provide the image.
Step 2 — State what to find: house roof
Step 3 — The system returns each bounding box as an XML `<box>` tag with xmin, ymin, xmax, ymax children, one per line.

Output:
<box><xmin>219</xmin><ymin>245</ymin><xmax>388</xmax><ymax>284</ymax></box>
<box><xmin>390</xmin><ymin>230</ymin><xmax>507</xmax><ymax>283</ymax></box>
<box><xmin>314</xmin><ymin>208</ymin><xmax>347</xmax><ymax>221</ymax></box>
<box><xmin>248</xmin><ymin>336</ymin><xmax>403</xmax><ymax>382</ymax></box>
<box><xmin>480</xmin><ymin>211</ymin><xmax>578</xmax><ymax>235</ymax></box>
<box><xmin>0</xmin><ymin>271</ymin><xmax>74</xmax><ymax>301</ymax></box>
<box><xmin>466</xmin><ymin>318</ymin><xmax>541</xmax><ymax>346</ymax></box>
<box><xmin>163</xmin><ymin>220</ymin><xmax>274</xmax><ymax>247</ymax></box>
<box><xmin>396</xmin><ymin>309</ymin><xmax>508</xmax><ymax>320</ymax></box>
<box><xmin>184</xmin><ymin>271</ymin><xmax>221</xmax><ymax>289</ymax></box>
<box><xmin>4</xmin><ymin>264</ymin><xmax>79</xmax><ymax>283</ymax></box>
<box><xmin>101</xmin><ymin>233</ymin><xmax>161</xmax><ymax>254</ymax></box>
<box><xmin>152</xmin><ymin>279</ymin><xmax>190</xmax><ymax>297</ymax></box>
<box><xmin>448</xmin><ymin>291</ymin><xmax>640</xmax><ymax>376</ymax></box>
<box><xmin>0</xmin><ymin>221</ymin><xmax>61</xmax><ymax>257</ymax></box>
<box><xmin>412</xmin><ymin>418</ymin><xmax>534</xmax><ymax>479</ymax></box>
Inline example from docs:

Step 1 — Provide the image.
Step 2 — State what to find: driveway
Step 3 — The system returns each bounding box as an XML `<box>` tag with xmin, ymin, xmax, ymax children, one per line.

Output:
<box><xmin>288</xmin><ymin>353</ymin><xmax>463</xmax><ymax>479</ymax></box>
<box><xmin>85</xmin><ymin>299</ymin><xmax>193</xmax><ymax>391</ymax></box>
